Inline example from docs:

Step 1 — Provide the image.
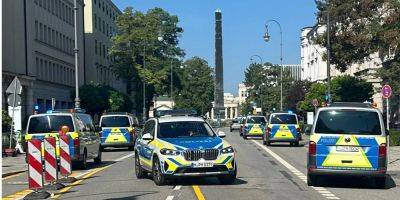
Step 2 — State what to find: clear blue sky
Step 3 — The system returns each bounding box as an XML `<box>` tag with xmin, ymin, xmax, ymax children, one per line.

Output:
<box><xmin>112</xmin><ymin>0</ymin><xmax>317</xmax><ymax>95</ymax></box>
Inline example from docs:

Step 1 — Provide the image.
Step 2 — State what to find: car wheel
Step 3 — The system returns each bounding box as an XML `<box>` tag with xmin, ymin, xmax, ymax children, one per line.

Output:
<box><xmin>135</xmin><ymin>153</ymin><xmax>146</xmax><ymax>179</ymax></box>
<box><xmin>218</xmin><ymin>166</ymin><xmax>237</xmax><ymax>184</ymax></box>
<box><xmin>294</xmin><ymin>141</ymin><xmax>300</xmax><ymax>147</ymax></box>
<box><xmin>307</xmin><ymin>174</ymin><xmax>317</xmax><ymax>186</ymax></box>
<box><xmin>78</xmin><ymin>151</ymin><xmax>88</xmax><ymax>170</ymax></box>
<box><xmin>94</xmin><ymin>148</ymin><xmax>102</xmax><ymax>164</ymax></box>
<box><xmin>243</xmin><ymin>135</ymin><xmax>247</xmax><ymax>140</ymax></box>
<box><xmin>375</xmin><ymin>177</ymin><xmax>386</xmax><ymax>189</ymax></box>
<box><xmin>128</xmin><ymin>146</ymin><xmax>135</xmax><ymax>151</ymax></box>
<box><xmin>152</xmin><ymin>157</ymin><xmax>166</xmax><ymax>186</ymax></box>
<box><xmin>100</xmin><ymin>146</ymin><xmax>104</xmax><ymax>152</ymax></box>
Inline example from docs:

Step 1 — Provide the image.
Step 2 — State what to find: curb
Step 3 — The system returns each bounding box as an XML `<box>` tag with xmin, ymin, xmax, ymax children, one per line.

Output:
<box><xmin>2</xmin><ymin>170</ymin><xmax>27</xmax><ymax>178</ymax></box>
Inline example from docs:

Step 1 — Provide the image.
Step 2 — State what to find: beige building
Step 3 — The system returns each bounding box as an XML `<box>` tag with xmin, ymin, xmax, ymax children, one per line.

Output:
<box><xmin>207</xmin><ymin>93</ymin><xmax>239</xmax><ymax>120</ymax></box>
<box><xmin>2</xmin><ymin>0</ymin><xmax>85</xmax><ymax>118</ymax></box>
<box><xmin>300</xmin><ymin>25</ymin><xmax>383</xmax><ymax>110</ymax></box>
<box><xmin>237</xmin><ymin>83</ymin><xmax>249</xmax><ymax>105</ymax></box>
<box><xmin>83</xmin><ymin>0</ymin><xmax>125</xmax><ymax>92</ymax></box>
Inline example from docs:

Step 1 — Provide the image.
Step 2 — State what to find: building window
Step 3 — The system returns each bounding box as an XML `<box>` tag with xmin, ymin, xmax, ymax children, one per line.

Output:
<box><xmin>52</xmin><ymin>30</ymin><xmax>55</xmax><ymax>46</ymax></box>
<box><xmin>102</xmin><ymin>20</ymin><xmax>105</xmax><ymax>34</ymax></box>
<box><xmin>47</xmin><ymin>27</ymin><xmax>51</xmax><ymax>44</ymax></box>
<box><xmin>43</xmin><ymin>25</ymin><xmax>47</xmax><ymax>42</ymax></box>
<box><xmin>39</xmin><ymin>23</ymin><xmax>43</xmax><ymax>41</ymax></box>
<box><xmin>95</xmin><ymin>39</ymin><xmax>98</xmax><ymax>55</ymax></box>
<box><xmin>94</xmin><ymin>0</ymin><xmax>97</xmax><ymax>4</ymax></box>
<box><xmin>103</xmin><ymin>44</ymin><xmax>106</xmax><ymax>58</ymax></box>
<box><xmin>94</xmin><ymin>14</ymin><xmax>97</xmax><ymax>29</ymax></box>
<box><xmin>106</xmin><ymin>23</ymin><xmax>109</xmax><ymax>36</ymax></box>
<box><xmin>35</xmin><ymin>21</ymin><xmax>38</xmax><ymax>39</ymax></box>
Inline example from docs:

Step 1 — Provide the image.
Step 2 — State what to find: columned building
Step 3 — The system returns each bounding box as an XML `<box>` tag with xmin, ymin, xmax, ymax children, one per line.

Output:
<box><xmin>83</xmin><ymin>0</ymin><xmax>125</xmax><ymax>92</ymax></box>
<box><xmin>300</xmin><ymin>25</ymin><xmax>383</xmax><ymax>111</ymax></box>
<box><xmin>282</xmin><ymin>64</ymin><xmax>301</xmax><ymax>81</ymax></box>
<box><xmin>207</xmin><ymin>93</ymin><xmax>239</xmax><ymax>120</ymax></box>
<box><xmin>2</xmin><ymin>0</ymin><xmax>85</xmax><ymax>120</ymax></box>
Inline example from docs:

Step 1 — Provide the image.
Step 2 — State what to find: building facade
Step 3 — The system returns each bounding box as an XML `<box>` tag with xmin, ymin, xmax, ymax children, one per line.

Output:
<box><xmin>300</xmin><ymin>25</ymin><xmax>383</xmax><ymax>110</ymax></box>
<box><xmin>83</xmin><ymin>0</ymin><xmax>125</xmax><ymax>92</ymax></box>
<box><xmin>2</xmin><ymin>0</ymin><xmax>85</xmax><ymax>120</ymax></box>
<box><xmin>237</xmin><ymin>83</ymin><xmax>249</xmax><ymax>105</ymax></box>
<box><xmin>207</xmin><ymin>93</ymin><xmax>239</xmax><ymax>120</ymax></box>
<box><xmin>282</xmin><ymin>64</ymin><xmax>301</xmax><ymax>81</ymax></box>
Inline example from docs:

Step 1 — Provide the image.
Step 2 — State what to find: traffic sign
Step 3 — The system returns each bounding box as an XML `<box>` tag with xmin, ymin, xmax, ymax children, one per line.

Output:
<box><xmin>312</xmin><ymin>99</ymin><xmax>319</xmax><ymax>107</ymax></box>
<box><xmin>381</xmin><ymin>85</ymin><xmax>392</xmax><ymax>99</ymax></box>
<box><xmin>7</xmin><ymin>94</ymin><xmax>21</xmax><ymax>107</ymax></box>
<box><xmin>6</xmin><ymin>77</ymin><xmax>22</xmax><ymax>94</ymax></box>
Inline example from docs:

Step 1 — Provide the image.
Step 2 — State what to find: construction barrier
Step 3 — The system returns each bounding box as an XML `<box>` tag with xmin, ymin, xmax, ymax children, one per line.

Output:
<box><xmin>59</xmin><ymin>135</ymin><xmax>72</xmax><ymax>176</ymax></box>
<box><xmin>27</xmin><ymin>139</ymin><xmax>44</xmax><ymax>190</ymax></box>
<box><xmin>44</xmin><ymin>137</ymin><xmax>58</xmax><ymax>183</ymax></box>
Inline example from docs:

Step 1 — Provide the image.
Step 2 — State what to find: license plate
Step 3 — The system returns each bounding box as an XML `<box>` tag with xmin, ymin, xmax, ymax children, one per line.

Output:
<box><xmin>110</xmin><ymin>132</ymin><xmax>121</xmax><ymax>135</ymax></box>
<box><xmin>192</xmin><ymin>162</ymin><xmax>214</xmax><ymax>168</ymax></box>
<box><xmin>336</xmin><ymin>146</ymin><xmax>359</xmax><ymax>152</ymax></box>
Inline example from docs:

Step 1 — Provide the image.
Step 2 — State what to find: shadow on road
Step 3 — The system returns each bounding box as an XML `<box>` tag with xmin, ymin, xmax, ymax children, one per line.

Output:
<box><xmin>165</xmin><ymin>177</ymin><xmax>248</xmax><ymax>186</ymax></box>
<box><xmin>316</xmin><ymin>175</ymin><xmax>396</xmax><ymax>190</ymax></box>
<box><xmin>102</xmin><ymin>148</ymin><xmax>133</xmax><ymax>152</ymax></box>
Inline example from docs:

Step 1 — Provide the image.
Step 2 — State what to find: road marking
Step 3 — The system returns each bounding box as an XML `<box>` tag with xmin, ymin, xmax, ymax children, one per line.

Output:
<box><xmin>166</xmin><ymin>195</ymin><xmax>174</xmax><ymax>200</ymax></box>
<box><xmin>115</xmin><ymin>152</ymin><xmax>135</xmax><ymax>162</ymax></box>
<box><xmin>252</xmin><ymin>140</ymin><xmax>340</xmax><ymax>200</ymax></box>
<box><xmin>192</xmin><ymin>185</ymin><xmax>206</xmax><ymax>200</ymax></box>
<box><xmin>173</xmin><ymin>185</ymin><xmax>182</xmax><ymax>190</ymax></box>
<box><xmin>2</xmin><ymin>171</ymin><xmax>26</xmax><ymax>180</ymax></box>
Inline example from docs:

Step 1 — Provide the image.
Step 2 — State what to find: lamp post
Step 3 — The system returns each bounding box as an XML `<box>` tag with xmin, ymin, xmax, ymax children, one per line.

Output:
<box><xmin>264</xmin><ymin>19</ymin><xmax>283</xmax><ymax>111</ymax></box>
<box><xmin>250</xmin><ymin>55</ymin><xmax>263</xmax><ymax>65</ymax></box>
<box><xmin>73</xmin><ymin>0</ymin><xmax>80</xmax><ymax>109</ymax></box>
<box><xmin>326</xmin><ymin>0</ymin><xmax>332</xmax><ymax>103</ymax></box>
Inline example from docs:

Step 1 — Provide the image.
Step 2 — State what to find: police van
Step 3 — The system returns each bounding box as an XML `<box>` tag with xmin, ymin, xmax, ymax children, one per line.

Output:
<box><xmin>99</xmin><ymin>112</ymin><xmax>139</xmax><ymax>151</ymax></box>
<box><xmin>307</xmin><ymin>102</ymin><xmax>388</xmax><ymax>188</ymax></box>
<box><xmin>241</xmin><ymin>115</ymin><xmax>267</xmax><ymax>139</ymax></box>
<box><xmin>25</xmin><ymin>109</ymin><xmax>102</xmax><ymax>169</ymax></box>
<box><xmin>264</xmin><ymin>112</ymin><xmax>301</xmax><ymax>146</ymax></box>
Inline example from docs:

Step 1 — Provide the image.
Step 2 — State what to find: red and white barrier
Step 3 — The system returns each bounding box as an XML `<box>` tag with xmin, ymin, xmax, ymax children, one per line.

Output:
<box><xmin>27</xmin><ymin>139</ymin><xmax>44</xmax><ymax>190</ymax></box>
<box><xmin>59</xmin><ymin>135</ymin><xmax>72</xmax><ymax>176</ymax></box>
<box><xmin>44</xmin><ymin>137</ymin><xmax>58</xmax><ymax>183</ymax></box>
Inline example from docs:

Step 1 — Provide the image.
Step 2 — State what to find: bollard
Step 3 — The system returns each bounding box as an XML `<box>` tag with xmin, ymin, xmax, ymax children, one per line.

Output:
<box><xmin>23</xmin><ymin>139</ymin><xmax>50</xmax><ymax>200</ymax></box>
<box><xmin>43</xmin><ymin>137</ymin><xmax>64</xmax><ymax>190</ymax></box>
<box><xmin>58</xmin><ymin>134</ymin><xmax>77</xmax><ymax>183</ymax></box>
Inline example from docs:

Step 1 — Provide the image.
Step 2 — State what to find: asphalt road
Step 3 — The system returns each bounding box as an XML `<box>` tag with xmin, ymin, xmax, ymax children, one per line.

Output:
<box><xmin>3</xmin><ymin>127</ymin><xmax>400</xmax><ymax>200</ymax></box>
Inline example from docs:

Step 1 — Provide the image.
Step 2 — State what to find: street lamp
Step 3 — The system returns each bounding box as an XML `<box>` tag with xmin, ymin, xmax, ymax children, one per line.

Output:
<box><xmin>250</xmin><ymin>55</ymin><xmax>263</xmax><ymax>65</ymax></box>
<box><xmin>73</xmin><ymin>0</ymin><xmax>80</xmax><ymax>109</ymax></box>
<box><xmin>264</xmin><ymin>19</ymin><xmax>283</xmax><ymax>111</ymax></box>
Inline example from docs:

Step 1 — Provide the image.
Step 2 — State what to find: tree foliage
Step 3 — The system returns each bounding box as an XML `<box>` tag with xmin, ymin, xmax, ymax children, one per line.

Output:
<box><xmin>315</xmin><ymin>0</ymin><xmax>400</xmax><ymax>72</ymax></box>
<box><xmin>298</xmin><ymin>75</ymin><xmax>374</xmax><ymax>112</ymax></box>
<box><xmin>110</xmin><ymin>7</ymin><xmax>185</xmax><ymax>113</ymax></box>
<box><xmin>174</xmin><ymin>57</ymin><xmax>214</xmax><ymax>116</ymax></box>
<box><xmin>78</xmin><ymin>84</ymin><xmax>133</xmax><ymax>115</ymax></box>
<box><xmin>285</xmin><ymin>80</ymin><xmax>312</xmax><ymax>112</ymax></box>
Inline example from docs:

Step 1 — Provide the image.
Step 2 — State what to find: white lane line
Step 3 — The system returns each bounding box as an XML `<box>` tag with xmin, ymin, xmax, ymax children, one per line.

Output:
<box><xmin>166</xmin><ymin>195</ymin><xmax>174</xmax><ymax>200</ymax></box>
<box><xmin>114</xmin><ymin>152</ymin><xmax>135</xmax><ymax>162</ymax></box>
<box><xmin>173</xmin><ymin>185</ymin><xmax>182</xmax><ymax>190</ymax></box>
<box><xmin>252</xmin><ymin>140</ymin><xmax>340</xmax><ymax>200</ymax></box>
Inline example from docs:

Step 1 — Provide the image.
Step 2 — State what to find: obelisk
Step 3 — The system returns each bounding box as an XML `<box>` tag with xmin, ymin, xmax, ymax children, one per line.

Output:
<box><xmin>214</xmin><ymin>9</ymin><xmax>224</xmax><ymax>119</ymax></box>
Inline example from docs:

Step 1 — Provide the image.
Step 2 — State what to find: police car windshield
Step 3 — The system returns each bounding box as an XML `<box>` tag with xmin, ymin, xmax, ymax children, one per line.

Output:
<box><xmin>28</xmin><ymin>115</ymin><xmax>74</xmax><ymax>134</ymax></box>
<box><xmin>270</xmin><ymin>114</ymin><xmax>297</xmax><ymax>124</ymax></box>
<box><xmin>101</xmin><ymin>116</ymin><xmax>130</xmax><ymax>127</ymax></box>
<box><xmin>247</xmin><ymin>117</ymin><xmax>266</xmax><ymax>124</ymax></box>
<box><xmin>158</xmin><ymin>121</ymin><xmax>215</xmax><ymax>138</ymax></box>
<box><xmin>315</xmin><ymin>110</ymin><xmax>382</xmax><ymax>135</ymax></box>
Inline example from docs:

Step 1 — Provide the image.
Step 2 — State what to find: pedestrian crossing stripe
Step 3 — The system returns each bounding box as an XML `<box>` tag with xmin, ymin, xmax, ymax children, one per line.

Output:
<box><xmin>321</xmin><ymin>135</ymin><xmax>372</xmax><ymax>168</ymax></box>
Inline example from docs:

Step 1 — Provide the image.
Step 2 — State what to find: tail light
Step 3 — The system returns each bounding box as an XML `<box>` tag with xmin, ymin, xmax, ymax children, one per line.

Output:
<box><xmin>309</xmin><ymin>141</ymin><xmax>316</xmax><ymax>156</ymax></box>
<box><xmin>379</xmin><ymin>143</ymin><xmax>387</xmax><ymax>157</ymax></box>
<box><xmin>73</xmin><ymin>138</ymin><xmax>80</xmax><ymax>147</ymax></box>
<box><xmin>296</xmin><ymin>127</ymin><xmax>301</xmax><ymax>133</ymax></box>
<box><xmin>266</xmin><ymin>127</ymin><xmax>271</xmax><ymax>133</ymax></box>
<box><xmin>98</xmin><ymin>131</ymin><xmax>103</xmax><ymax>138</ymax></box>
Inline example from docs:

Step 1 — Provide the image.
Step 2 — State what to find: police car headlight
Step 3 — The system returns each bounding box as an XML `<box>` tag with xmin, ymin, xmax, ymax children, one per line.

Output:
<box><xmin>160</xmin><ymin>148</ymin><xmax>180</xmax><ymax>156</ymax></box>
<box><xmin>220</xmin><ymin>146</ymin><xmax>234</xmax><ymax>154</ymax></box>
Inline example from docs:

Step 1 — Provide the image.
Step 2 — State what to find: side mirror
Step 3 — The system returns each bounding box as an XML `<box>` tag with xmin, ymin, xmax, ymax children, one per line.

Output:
<box><xmin>142</xmin><ymin>133</ymin><xmax>153</xmax><ymax>140</ymax></box>
<box><xmin>217</xmin><ymin>130</ymin><xmax>226</xmax><ymax>138</ymax></box>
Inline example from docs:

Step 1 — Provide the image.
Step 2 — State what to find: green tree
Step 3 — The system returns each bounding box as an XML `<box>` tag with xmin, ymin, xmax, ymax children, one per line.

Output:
<box><xmin>331</xmin><ymin>75</ymin><xmax>373</xmax><ymax>102</ymax></box>
<box><xmin>285</xmin><ymin>80</ymin><xmax>312</xmax><ymax>112</ymax></box>
<box><xmin>110</xmin><ymin>7</ymin><xmax>185</xmax><ymax>113</ymax></box>
<box><xmin>174</xmin><ymin>57</ymin><xmax>214</xmax><ymax>116</ymax></box>
<box><xmin>315</xmin><ymin>0</ymin><xmax>399</xmax><ymax>72</ymax></box>
<box><xmin>2</xmin><ymin>110</ymin><xmax>12</xmax><ymax>132</ymax></box>
<box><xmin>298</xmin><ymin>82</ymin><xmax>327</xmax><ymax>112</ymax></box>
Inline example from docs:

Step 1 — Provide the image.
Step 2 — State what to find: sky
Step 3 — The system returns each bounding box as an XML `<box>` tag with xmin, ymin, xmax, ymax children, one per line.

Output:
<box><xmin>112</xmin><ymin>0</ymin><xmax>317</xmax><ymax>95</ymax></box>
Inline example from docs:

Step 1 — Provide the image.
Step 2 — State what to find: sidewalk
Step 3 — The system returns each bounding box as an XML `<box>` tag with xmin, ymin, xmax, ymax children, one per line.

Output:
<box><xmin>2</xmin><ymin>154</ymin><xmax>27</xmax><ymax>177</ymax></box>
<box><xmin>389</xmin><ymin>146</ymin><xmax>400</xmax><ymax>172</ymax></box>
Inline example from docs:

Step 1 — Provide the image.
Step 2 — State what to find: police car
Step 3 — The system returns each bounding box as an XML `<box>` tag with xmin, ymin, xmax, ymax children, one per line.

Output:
<box><xmin>264</xmin><ymin>112</ymin><xmax>301</xmax><ymax>146</ymax></box>
<box><xmin>99</xmin><ymin>112</ymin><xmax>139</xmax><ymax>151</ymax></box>
<box><xmin>307</xmin><ymin>102</ymin><xmax>388</xmax><ymax>188</ymax></box>
<box><xmin>241</xmin><ymin>115</ymin><xmax>267</xmax><ymax>139</ymax></box>
<box><xmin>134</xmin><ymin>113</ymin><xmax>237</xmax><ymax>185</ymax></box>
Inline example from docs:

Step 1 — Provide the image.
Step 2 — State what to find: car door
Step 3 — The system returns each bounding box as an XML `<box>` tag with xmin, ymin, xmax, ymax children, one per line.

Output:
<box><xmin>137</xmin><ymin>120</ymin><xmax>155</xmax><ymax>168</ymax></box>
<box><xmin>76</xmin><ymin>114</ymin><xmax>95</xmax><ymax>158</ymax></box>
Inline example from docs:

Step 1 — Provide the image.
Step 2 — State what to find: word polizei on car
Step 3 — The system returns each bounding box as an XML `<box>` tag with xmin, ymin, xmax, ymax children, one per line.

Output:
<box><xmin>307</xmin><ymin>102</ymin><xmax>388</xmax><ymax>188</ymax></box>
<box><xmin>134</xmin><ymin>116</ymin><xmax>237</xmax><ymax>186</ymax></box>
